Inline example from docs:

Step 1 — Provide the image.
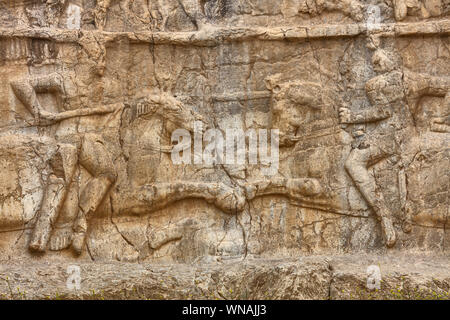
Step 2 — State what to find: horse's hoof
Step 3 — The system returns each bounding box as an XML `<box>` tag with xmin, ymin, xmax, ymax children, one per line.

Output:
<box><xmin>49</xmin><ymin>227</ymin><xmax>73</xmax><ymax>251</ymax></box>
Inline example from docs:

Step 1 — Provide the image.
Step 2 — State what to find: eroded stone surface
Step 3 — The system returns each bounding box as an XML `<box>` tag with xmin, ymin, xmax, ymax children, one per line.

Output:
<box><xmin>0</xmin><ymin>254</ymin><xmax>448</xmax><ymax>300</ymax></box>
<box><xmin>0</xmin><ymin>0</ymin><xmax>448</xmax><ymax>299</ymax></box>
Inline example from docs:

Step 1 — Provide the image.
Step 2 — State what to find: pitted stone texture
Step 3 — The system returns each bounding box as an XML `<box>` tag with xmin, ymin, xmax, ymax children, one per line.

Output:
<box><xmin>0</xmin><ymin>1</ymin><xmax>448</xmax><ymax>271</ymax></box>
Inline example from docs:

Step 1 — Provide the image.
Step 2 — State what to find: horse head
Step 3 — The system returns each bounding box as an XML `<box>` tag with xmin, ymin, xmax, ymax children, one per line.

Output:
<box><xmin>265</xmin><ymin>74</ymin><xmax>323</xmax><ymax>147</ymax></box>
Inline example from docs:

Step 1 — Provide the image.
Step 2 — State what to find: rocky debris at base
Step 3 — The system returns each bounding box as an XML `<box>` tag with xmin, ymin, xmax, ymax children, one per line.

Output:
<box><xmin>0</xmin><ymin>254</ymin><xmax>448</xmax><ymax>300</ymax></box>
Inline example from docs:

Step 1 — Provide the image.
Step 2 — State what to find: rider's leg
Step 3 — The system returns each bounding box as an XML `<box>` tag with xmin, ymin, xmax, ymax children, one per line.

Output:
<box><xmin>344</xmin><ymin>145</ymin><xmax>397</xmax><ymax>247</ymax></box>
<box><xmin>29</xmin><ymin>143</ymin><xmax>78</xmax><ymax>252</ymax></box>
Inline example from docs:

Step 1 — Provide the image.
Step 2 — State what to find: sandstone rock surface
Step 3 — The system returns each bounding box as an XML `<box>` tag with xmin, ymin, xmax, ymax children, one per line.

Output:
<box><xmin>0</xmin><ymin>0</ymin><xmax>448</xmax><ymax>300</ymax></box>
<box><xmin>0</xmin><ymin>254</ymin><xmax>448</xmax><ymax>300</ymax></box>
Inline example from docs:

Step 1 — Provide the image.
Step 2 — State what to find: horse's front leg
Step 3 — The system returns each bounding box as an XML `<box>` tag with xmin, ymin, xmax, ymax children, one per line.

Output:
<box><xmin>119</xmin><ymin>182</ymin><xmax>246</xmax><ymax>216</ymax></box>
<box><xmin>244</xmin><ymin>177</ymin><xmax>323</xmax><ymax>201</ymax></box>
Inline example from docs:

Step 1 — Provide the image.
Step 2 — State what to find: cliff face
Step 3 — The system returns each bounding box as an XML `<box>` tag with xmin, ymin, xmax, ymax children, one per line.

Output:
<box><xmin>0</xmin><ymin>1</ymin><xmax>448</xmax><ymax>269</ymax></box>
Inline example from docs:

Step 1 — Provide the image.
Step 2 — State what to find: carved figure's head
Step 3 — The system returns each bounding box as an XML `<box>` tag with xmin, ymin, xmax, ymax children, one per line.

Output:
<box><xmin>129</xmin><ymin>93</ymin><xmax>207</xmax><ymax>135</ymax></box>
<box><xmin>372</xmin><ymin>49</ymin><xmax>397</xmax><ymax>73</ymax></box>
<box><xmin>348</xmin><ymin>0</ymin><xmax>364</xmax><ymax>21</ymax></box>
<box><xmin>265</xmin><ymin>74</ymin><xmax>322</xmax><ymax>146</ymax></box>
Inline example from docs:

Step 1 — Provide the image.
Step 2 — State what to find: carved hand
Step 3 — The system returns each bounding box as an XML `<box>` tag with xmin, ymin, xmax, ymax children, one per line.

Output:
<box><xmin>432</xmin><ymin>116</ymin><xmax>446</xmax><ymax>124</ymax></box>
<box><xmin>431</xmin><ymin>116</ymin><xmax>450</xmax><ymax>133</ymax></box>
<box><xmin>37</xmin><ymin>109</ymin><xmax>58</xmax><ymax>121</ymax></box>
<box><xmin>338</xmin><ymin>107</ymin><xmax>354</xmax><ymax>124</ymax></box>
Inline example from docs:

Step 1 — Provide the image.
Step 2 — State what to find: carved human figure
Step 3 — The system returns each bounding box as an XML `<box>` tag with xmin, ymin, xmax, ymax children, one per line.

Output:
<box><xmin>339</xmin><ymin>45</ymin><xmax>450</xmax><ymax>247</ymax></box>
<box><xmin>202</xmin><ymin>0</ymin><xmax>229</xmax><ymax>20</ymax></box>
<box><xmin>393</xmin><ymin>0</ymin><xmax>443</xmax><ymax>21</ymax></box>
<box><xmin>45</xmin><ymin>0</ymin><xmax>67</xmax><ymax>26</ymax></box>
<box><xmin>94</xmin><ymin>0</ymin><xmax>112</xmax><ymax>30</ymax></box>
<box><xmin>10</xmin><ymin>73</ymin><xmax>118</xmax><ymax>253</ymax></box>
<box><xmin>296</xmin><ymin>0</ymin><xmax>364</xmax><ymax>21</ymax></box>
<box><xmin>25</xmin><ymin>0</ymin><xmax>67</xmax><ymax>27</ymax></box>
<box><xmin>149</xmin><ymin>0</ymin><xmax>174</xmax><ymax>30</ymax></box>
<box><xmin>4</xmin><ymin>74</ymin><xmax>76</xmax><ymax>246</ymax></box>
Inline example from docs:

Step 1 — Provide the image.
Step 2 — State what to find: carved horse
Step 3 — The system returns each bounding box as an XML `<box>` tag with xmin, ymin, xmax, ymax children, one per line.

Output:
<box><xmin>47</xmin><ymin>90</ymin><xmax>247</xmax><ymax>254</ymax></box>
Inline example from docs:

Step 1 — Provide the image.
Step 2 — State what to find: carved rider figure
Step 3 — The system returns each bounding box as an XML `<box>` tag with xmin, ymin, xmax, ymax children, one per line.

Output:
<box><xmin>10</xmin><ymin>73</ymin><xmax>118</xmax><ymax>254</ymax></box>
<box><xmin>339</xmin><ymin>48</ymin><xmax>405</xmax><ymax>247</ymax></box>
<box><xmin>339</xmin><ymin>38</ymin><xmax>450</xmax><ymax>247</ymax></box>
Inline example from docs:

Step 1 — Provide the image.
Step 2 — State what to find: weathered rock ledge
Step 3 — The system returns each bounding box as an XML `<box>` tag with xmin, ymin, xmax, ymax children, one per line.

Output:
<box><xmin>0</xmin><ymin>254</ymin><xmax>448</xmax><ymax>300</ymax></box>
<box><xmin>1</xmin><ymin>19</ymin><xmax>449</xmax><ymax>46</ymax></box>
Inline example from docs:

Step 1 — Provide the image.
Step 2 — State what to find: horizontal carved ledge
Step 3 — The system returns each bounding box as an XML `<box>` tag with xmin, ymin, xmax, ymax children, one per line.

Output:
<box><xmin>0</xmin><ymin>20</ymin><xmax>448</xmax><ymax>46</ymax></box>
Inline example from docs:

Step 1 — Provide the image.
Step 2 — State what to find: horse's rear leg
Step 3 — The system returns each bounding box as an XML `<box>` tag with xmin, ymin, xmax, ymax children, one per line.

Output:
<box><xmin>72</xmin><ymin>134</ymin><xmax>117</xmax><ymax>255</ymax></box>
<box><xmin>48</xmin><ymin>168</ymin><xmax>80</xmax><ymax>251</ymax></box>
<box><xmin>29</xmin><ymin>143</ymin><xmax>78</xmax><ymax>252</ymax></box>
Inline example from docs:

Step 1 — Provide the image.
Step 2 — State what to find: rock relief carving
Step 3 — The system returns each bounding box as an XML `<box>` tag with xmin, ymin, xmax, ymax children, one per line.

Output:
<box><xmin>339</xmin><ymin>35</ymin><xmax>450</xmax><ymax>247</ymax></box>
<box><xmin>9</xmin><ymin>73</ymin><xmax>119</xmax><ymax>254</ymax></box>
